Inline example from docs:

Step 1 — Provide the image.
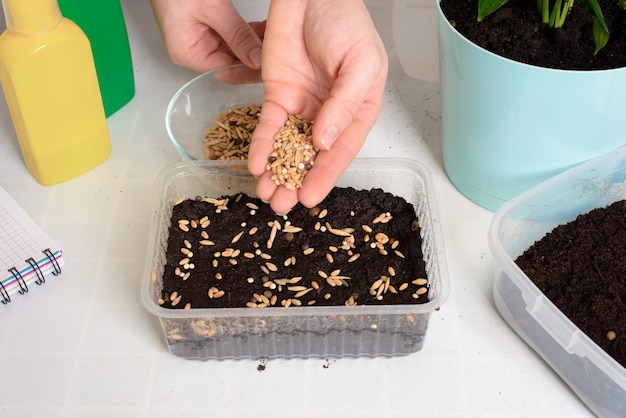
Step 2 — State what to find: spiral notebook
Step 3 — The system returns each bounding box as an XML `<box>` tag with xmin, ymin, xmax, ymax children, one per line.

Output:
<box><xmin>0</xmin><ymin>185</ymin><xmax>64</xmax><ymax>305</ymax></box>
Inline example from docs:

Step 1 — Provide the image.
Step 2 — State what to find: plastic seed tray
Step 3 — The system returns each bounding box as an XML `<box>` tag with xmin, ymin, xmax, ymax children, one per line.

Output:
<box><xmin>141</xmin><ymin>158</ymin><xmax>449</xmax><ymax>360</ymax></box>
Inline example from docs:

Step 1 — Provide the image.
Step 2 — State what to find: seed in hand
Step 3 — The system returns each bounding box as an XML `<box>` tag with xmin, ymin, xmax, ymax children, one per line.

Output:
<box><xmin>266</xmin><ymin>115</ymin><xmax>319</xmax><ymax>190</ymax></box>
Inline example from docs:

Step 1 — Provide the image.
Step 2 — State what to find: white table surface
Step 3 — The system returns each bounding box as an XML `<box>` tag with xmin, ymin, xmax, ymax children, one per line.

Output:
<box><xmin>0</xmin><ymin>1</ymin><xmax>595</xmax><ymax>416</ymax></box>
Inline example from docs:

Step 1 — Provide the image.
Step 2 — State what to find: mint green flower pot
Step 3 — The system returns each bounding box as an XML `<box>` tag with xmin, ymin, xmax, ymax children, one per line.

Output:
<box><xmin>438</xmin><ymin>3</ymin><xmax>626</xmax><ymax>211</ymax></box>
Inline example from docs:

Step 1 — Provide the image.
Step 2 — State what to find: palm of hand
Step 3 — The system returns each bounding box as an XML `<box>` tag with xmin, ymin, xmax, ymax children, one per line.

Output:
<box><xmin>248</xmin><ymin>0</ymin><xmax>387</xmax><ymax>215</ymax></box>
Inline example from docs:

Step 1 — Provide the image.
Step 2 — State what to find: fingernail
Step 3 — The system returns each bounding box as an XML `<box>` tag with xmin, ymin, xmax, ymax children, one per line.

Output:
<box><xmin>321</xmin><ymin>125</ymin><xmax>338</xmax><ymax>151</ymax></box>
<box><xmin>249</xmin><ymin>47</ymin><xmax>262</xmax><ymax>68</ymax></box>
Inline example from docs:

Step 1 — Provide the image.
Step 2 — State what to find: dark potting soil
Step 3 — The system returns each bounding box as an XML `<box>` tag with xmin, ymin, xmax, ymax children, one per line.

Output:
<box><xmin>515</xmin><ymin>200</ymin><xmax>626</xmax><ymax>368</ymax></box>
<box><xmin>160</xmin><ymin>187</ymin><xmax>429</xmax><ymax>309</ymax></box>
<box><xmin>440</xmin><ymin>0</ymin><xmax>626</xmax><ymax>70</ymax></box>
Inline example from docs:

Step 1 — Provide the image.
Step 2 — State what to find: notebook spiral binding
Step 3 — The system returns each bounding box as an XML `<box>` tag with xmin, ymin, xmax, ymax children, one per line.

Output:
<box><xmin>8</xmin><ymin>267</ymin><xmax>27</xmax><ymax>295</ymax></box>
<box><xmin>0</xmin><ymin>274</ymin><xmax>13</xmax><ymax>304</ymax></box>
<box><xmin>1</xmin><ymin>247</ymin><xmax>62</xmax><ymax>305</ymax></box>
<box><xmin>44</xmin><ymin>248</ymin><xmax>62</xmax><ymax>277</ymax></box>
<box><xmin>26</xmin><ymin>257</ymin><xmax>45</xmax><ymax>285</ymax></box>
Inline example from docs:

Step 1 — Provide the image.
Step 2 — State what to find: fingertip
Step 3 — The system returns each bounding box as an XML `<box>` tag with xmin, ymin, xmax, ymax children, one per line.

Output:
<box><xmin>255</xmin><ymin>173</ymin><xmax>277</xmax><ymax>202</ymax></box>
<box><xmin>248</xmin><ymin>46</ymin><xmax>262</xmax><ymax>69</ymax></box>
<box><xmin>247</xmin><ymin>157</ymin><xmax>266</xmax><ymax>177</ymax></box>
<box><xmin>269</xmin><ymin>188</ymin><xmax>299</xmax><ymax>216</ymax></box>
<box><xmin>298</xmin><ymin>185</ymin><xmax>328</xmax><ymax>210</ymax></box>
<box><xmin>319</xmin><ymin>124</ymin><xmax>339</xmax><ymax>151</ymax></box>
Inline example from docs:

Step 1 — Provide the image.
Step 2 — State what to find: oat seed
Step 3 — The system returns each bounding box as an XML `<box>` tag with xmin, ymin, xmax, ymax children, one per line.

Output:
<box><xmin>204</xmin><ymin>104</ymin><xmax>261</xmax><ymax>160</ymax></box>
<box><xmin>231</xmin><ymin>231</ymin><xmax>244</xmax><ymax>244</ymax></box>
<box><xmin>295</xmin><ymin>288</ymin><xmax>313</xmax><ymax>298</ymax></box>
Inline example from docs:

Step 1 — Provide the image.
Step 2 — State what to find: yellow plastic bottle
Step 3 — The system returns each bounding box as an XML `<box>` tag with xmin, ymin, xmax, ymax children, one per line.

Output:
<box><xmin>0</xmin><ymin>0</ymin><xmax>111</xmax><ymax>185</ymax></box>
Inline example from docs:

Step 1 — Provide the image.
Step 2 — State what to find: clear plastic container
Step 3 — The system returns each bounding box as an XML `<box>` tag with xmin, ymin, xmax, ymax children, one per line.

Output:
<box><xmin>141</xmin><ymin>158</ymin><xmax>449</xmax><ymax>360</ymax></box>
<box><xmin>489</xmin><ymin>146</ymin><xmax>626</xmax><ymax>417</ymax></box>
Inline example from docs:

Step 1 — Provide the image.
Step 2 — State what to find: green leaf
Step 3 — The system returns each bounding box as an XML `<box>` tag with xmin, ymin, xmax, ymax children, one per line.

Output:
<box><xmin>477</xmin><ymin>0</ymin><xmax>510</xmax><ymax>21</ymax></box>
<box><xmin>554</xmin><ymin>0</ymin><xmax>574</xmax><ymax>28</ymax></box>
<box><xmin>539</xmin><ymin>0</ymin><xmax>549</xmax><ymax>23</ymax></box>
<box><xmin>547</xmin><ymin>0</ymin><xmax>561</xmax><ymax>27</ymax></box>
<box><xmin>592</xmin><ymin>16</ymin><xmax>610</xmax><ymax>54</ymax></box>
<box><xmin>575</xmin><ymin>0</ymin><xmax>609</xmax><ymax>33</ymax></box>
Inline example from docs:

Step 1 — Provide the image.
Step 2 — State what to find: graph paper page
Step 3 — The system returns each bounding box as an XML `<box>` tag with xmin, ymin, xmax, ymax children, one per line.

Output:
<box><xmin>0</xmin><ymin>186</ymin><xmax>61</xmax><ymax>278</ymax></box>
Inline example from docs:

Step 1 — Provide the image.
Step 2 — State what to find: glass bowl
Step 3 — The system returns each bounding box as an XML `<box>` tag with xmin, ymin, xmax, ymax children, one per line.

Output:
<box><xmin>166</xmin><ymin>64</ymin><xmax>264</xmax><ymax>160</ymax></box>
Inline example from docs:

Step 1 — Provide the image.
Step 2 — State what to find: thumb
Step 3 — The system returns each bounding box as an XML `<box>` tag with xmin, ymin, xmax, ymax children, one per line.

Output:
<box><xmin>210</xmin><ymin>3</ymin><xmax>263</xmax><ymax>68</ymax></box>
<box><xmin>313</xmin><ymin>62</ymin><xmax>380</xmax><ymax>151</ymax></box>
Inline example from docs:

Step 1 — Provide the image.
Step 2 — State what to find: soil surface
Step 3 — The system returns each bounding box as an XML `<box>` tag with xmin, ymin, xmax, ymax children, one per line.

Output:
<box><xmin>160</xmin><ymin>187</ymin><xmax>429</xmax><ymax>309</ymax></box>
<box><xmin>515</xmin><ymin>200</ymin><xmax>626</xmax><ymax>368</ymax></box>
<box><xmin>440</xmin><ymin>0</ymin><xmax>626</xmax><ymax>70</ymax></box>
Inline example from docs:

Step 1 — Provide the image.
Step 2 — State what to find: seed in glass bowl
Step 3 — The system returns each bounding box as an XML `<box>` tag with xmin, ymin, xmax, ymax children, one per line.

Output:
<box><xmin>204</xmin><ymin>104</ymin><xmax>262</xmax><ymax>160</ymax></box>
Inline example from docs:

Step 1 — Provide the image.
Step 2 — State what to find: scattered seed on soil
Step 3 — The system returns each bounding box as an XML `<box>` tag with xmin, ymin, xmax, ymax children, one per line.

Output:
<box><xmin>160</xmin><ymin>187</ymin><xmax>429</xmax><ymax>309</ymax></box>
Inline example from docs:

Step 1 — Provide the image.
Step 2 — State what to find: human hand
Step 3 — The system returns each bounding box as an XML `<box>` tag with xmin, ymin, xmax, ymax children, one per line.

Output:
<box><xmin>150</xmin><ymin>0</ymin><xmax>266</xmax><ymax>72</ymax></box>
<box><xmin>247</xmin><ymin>0</ymin><xmax>388</xmax><ymax>215</ymax></box>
